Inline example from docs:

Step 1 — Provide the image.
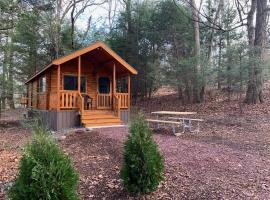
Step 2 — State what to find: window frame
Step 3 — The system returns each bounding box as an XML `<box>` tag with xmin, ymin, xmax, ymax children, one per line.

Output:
<box><xmin>116</xmin><ymin>77</ymin><xmax>128</xmax><ymax>93</ymax></box>
<box><xmin>38</xmin><ymin>76</ymin><xmax>46</xmax><ymax>93</ymax></box>
<box><xmin>62</xmin><ymin>74</ymin><xmax>87</xmax><ymax>93</ymax></box>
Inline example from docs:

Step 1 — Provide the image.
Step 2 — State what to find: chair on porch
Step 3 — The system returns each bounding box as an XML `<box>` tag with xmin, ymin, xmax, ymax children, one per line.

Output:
<box><xmin>82</xmin><ymin>94</ymin><xmax>93</xmax><ymax>110</ymax></box>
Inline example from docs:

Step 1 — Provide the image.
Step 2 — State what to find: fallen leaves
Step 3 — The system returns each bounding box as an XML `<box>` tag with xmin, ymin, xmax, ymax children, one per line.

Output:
<box><xmin>2</xmin><ymin>84</ymin><xmax>270</xmax><ymax>199</ymax></box>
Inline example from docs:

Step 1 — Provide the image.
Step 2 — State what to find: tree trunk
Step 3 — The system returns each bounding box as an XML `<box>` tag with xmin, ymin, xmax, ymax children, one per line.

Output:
<box><xmin>177</xmin><ymin>84</ymin><xmax>183</xmax><ymax>100</ymax></box>
<box><xmin>226</xmin><ymin>32</ymin><xmax>232</xmax><ymax>101</ymax></box>
<box><xmin>55</xmin><ymin>0</ymin><xmax>62</xmax><ymax>58</ymax></box>
<box><xmin>207</xmin><ymin>0</ymin><xmax>223</xmax><ymax>62</ymax></box>
<box><xmin>247</xmin><ymin>0</ymin><xmax>256</xmax><ymax>46</ymax></box>
<box><xmin>0</xmin><ymin>97</ymin><xmax>2</xmax><ymax>119</ymax></box>
<box><xmin>7</xmin><ymin>71</ymin><xmax>15</xmax><ymax>109</ymax></box>
<box><xmin>245</xmin><ymin>0</ymin><xmax>267</xmax><ymax>104</ymax></box>
<box><xmin>70</xmin><ymin>0</ymin><xmax>76</xmax><ymax>50</ymax></box>
<box><xmin>217</xmin><ymin>36</ymin><xmax>222</xmax><ymax>90</ymax></box>
<box><xmin>7</xmin><ymin>37</ymin><xmax>15</xmax><ymax>109</ymax></box>
<box><xmin>1</xmin><ymin>36</ymin><xmax>9</xmax><ymax>110</ymax></box>
<box><xmin>190</xmin><ymin>0</ymin><xmax>203</xmax><ymax>103</ymax></box>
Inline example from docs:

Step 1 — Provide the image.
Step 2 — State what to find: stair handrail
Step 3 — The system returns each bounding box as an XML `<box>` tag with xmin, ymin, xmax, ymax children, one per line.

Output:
<box><xmin>77</xmin><ymin>93</ymin><xmax>84</xmax><ymax>115</ymax></box>
<box><xmin>113</xmin><ymin>94</ymin><xmax>120</xmax><ymax>117</ymax></box>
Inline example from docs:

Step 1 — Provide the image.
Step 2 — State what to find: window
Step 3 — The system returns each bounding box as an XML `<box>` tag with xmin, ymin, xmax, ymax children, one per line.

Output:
<box><xmin>98</xmin><ymin>77</ymin><xmax>110</xmax><ymax>94</ymax></box>
<box><xmin>117</xmin><ymin>77</ymin><xmax>128</xmax><ymax>93</ymax></box>
<box><xmin>63</xmin><ymin>75</ymin><xmax>86</xmax><ymax>93</ymax></box>
<box><xmin>39</xmin><ymin>76</ymin><xmax>46</xmax><ymax>93</ymax></box>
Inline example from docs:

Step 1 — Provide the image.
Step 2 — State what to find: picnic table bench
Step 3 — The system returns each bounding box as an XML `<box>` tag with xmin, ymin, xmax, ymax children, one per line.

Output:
<box><xmin>147</xmin><ymin>111</ymin><xmax>203</xmax><ymax>135</ymax></box>
<box><xmin>146</xmin><ymin>119</ymin><xmax>181</xmax><ymax>135</ymax></box>
<box><xmin>168</xmin><ymin>117</ymin><xmax>204</xmax><ymax>133</ymax></box>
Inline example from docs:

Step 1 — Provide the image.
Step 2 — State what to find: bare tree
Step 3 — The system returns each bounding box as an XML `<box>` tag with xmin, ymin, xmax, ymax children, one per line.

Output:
<box><xmin>70</xmin><ymin>0</ymin><xmax>106</xmax><ymax>49</ymax></box>
<box><xmin>207</xmin><ymin>0</ymin><xmax>224</xmax><ymax>61</ymax></box>
<box><xmin>107</xmin><ymin>0</ymin><xmax>118</xmax><ymax>32</ymax></box>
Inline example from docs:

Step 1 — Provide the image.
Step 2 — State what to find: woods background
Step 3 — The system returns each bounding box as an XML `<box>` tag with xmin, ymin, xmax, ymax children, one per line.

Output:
<box><xmin>0</xmin><ymin>0</ymin><xmax>270</xmax><ymax>110</ymax></box>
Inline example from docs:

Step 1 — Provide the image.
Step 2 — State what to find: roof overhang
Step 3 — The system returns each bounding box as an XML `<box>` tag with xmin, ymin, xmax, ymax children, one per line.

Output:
<box><xmin>25</xmin><ymin>63</ymin><xmax>54</xmax><ymax>84</ymax></box>
<box><xmin>25</xmin><ymin>41</ymin><xmax>137</xmax><ymax>84</ymax></box>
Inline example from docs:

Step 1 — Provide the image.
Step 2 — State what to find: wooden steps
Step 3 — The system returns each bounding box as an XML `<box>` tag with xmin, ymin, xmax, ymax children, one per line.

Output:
<box><xmin>81</xmin><ymin>110</ymin><xmax>122</xmax><ymax>127</ymax></box>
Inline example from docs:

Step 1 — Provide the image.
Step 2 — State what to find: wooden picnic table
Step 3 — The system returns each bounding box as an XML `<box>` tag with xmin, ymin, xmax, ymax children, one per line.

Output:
<box><xmin>151</xmin><ymin>111</ymin><xmax>197</xmax><ymax>115</ymax></box>
<box><xmin>148</xmin><ymin>111</ymin><xmax>202</xmax><ymax>135</ymax></box>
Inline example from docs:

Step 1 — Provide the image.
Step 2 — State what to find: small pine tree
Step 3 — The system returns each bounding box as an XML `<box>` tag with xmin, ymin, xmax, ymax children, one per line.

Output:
<box><xmin>120</xmin><ymin>114</ymin><xmax>164</xmax><ymax>194</ymax></box>
<box><xmin>8</xmin><ymin>126</ymin><xmax>79</xmax><ymax>200</ymax></box>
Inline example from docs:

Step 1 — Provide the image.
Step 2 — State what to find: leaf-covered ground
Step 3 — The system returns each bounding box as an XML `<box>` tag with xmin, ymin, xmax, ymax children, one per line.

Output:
<box><xmin>1</xmin><ymin>86</ymin><xmax>270</xmax><ymax>199</ymax></box>
<box><xmin>0</xmin><ymin>110</ymin><xmax>32</xmax><ymax>200</ymax></box>
<box><xmin>63</xmin><ymin>126</ymin><xmax>270</xmax><ymax>199</ymax></box>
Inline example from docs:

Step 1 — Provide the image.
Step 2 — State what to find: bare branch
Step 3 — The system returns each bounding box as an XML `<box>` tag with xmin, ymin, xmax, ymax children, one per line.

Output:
<box><xmin>173</xmin><ymin>0</ymin><xmax>248</xmax><ymax>32</ymax></box>
<box><xmin>81</xmin><ymin>16</ymin><xmax>92</xmax><ymax>44</ymax></box>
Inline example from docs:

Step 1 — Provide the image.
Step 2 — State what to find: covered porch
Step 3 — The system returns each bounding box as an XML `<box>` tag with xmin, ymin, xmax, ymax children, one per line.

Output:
<box><xmin>52</xmin><ymin>45</ymin><xmax>132</xmax><ymax>118</ymax></box>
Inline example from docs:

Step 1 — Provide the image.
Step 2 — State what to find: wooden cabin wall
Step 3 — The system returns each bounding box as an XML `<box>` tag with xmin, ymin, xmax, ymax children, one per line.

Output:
<box><xmin>49</xmin><ymin>66</ymin><xmax>58</xmax><ymax>110</ymax></box>
<box><xmin>37</xmin><ymin>93</ymin><xmax>46</xmax><ymax>109</ymax></box>
<box><xmin>27</xmin><ymin>82</ymin><xmax>32</xmax><ymax>107</ymax></box>
<box><xmin>32</xmin><ymin>79</ymin><xmax>38</xmax><ymax>109</ymax></box>
<box><xmin>46</xmin><ymin>70</ymin><xmax>51</xmax><ymax>109</ymax></box>
<box><xmin>27</xmin><ymin>72</ymin><xmax>50</xmax><ymax>110</ymax></box>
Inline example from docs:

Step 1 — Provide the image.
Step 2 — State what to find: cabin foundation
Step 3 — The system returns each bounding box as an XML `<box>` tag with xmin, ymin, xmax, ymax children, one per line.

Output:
<box><xmin>28</xmin><ymin>109</ymin><xmax>130</xmax><ymax>131</ymax></box>
<box><xmin>29</xmin><ymin>109</ymin><xmax>80</xmax><ymax>131</ymax></box>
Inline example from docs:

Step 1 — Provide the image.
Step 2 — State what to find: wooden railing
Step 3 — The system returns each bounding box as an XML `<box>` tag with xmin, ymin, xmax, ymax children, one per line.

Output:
<box><xmin>59</xmin><ymin>90</ymin><xmax>85</xmax><ymax>115</ymax></box>
<box><xmin>97</xmin><ymin>93</ymin><xmax>111</xmax><ymax>109</ymax></box>
<box><xmin>60</xmin><ymin>90</ymin><xmax>78</xmax><ymax>109</ymax></box>
<box><xmin>116</xmin><ymin>93</ymin><xmax>129</xmax><ymax>109</ymax></box>
<box><xmin>113</xmin><ymin>95</ymin><xmax>120</xmax><ymax>117</ymax></box>
<box><xmin>77</xmin><ymin>93</ymin><xmax>84</xmax><ymax>114</ymax></box>
<box><xmin>58</xmin><ymin>91</ymin><xmax>130</xmax><ymax>112</ymax></box>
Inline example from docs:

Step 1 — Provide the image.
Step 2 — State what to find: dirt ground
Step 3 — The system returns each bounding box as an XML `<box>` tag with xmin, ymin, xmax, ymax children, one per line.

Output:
<box><xmin>1</xmin><ymin>88</ymin><xmax>270</xmax><ymax>199</ymax></box>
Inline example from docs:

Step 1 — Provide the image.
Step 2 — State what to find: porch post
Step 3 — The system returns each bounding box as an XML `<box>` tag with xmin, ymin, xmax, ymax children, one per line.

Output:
<box><xmin>113</xmin><ymin>63</ymin><xmax>116</xmax><ymax>95</ymax></box>
<box><xmin>113</xmin><ymin>63</ymin><xmax>116</xmax><ymax>110</ymax></box>
<box><xmin>57</xmin><ymin>64</ymin><xmax>60</xmax><ymax>111</ymax></box>
<box><xmin>78</xmin><ymin>56</ymin><xmax>81</xmax><ymax>93</ymax></box>
<box><xmin>128</xmin><ymin>73</ymin><xmax>131</xmax><ymax>108</ymax></box>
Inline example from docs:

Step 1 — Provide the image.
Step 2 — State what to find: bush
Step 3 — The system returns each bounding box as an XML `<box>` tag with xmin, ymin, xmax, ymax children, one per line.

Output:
<box><xmin>8</xmin><ymin>127</ymin><xmax>79</xmax><ymax>200</ymax></box>
<box><xmin>120</xmin><ymin>114</ymin><xmax>164</xmax><ymax>194</ymax></box>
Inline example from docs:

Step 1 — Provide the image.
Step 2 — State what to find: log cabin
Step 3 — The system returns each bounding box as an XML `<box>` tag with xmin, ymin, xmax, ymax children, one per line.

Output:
<box><xmin>25</xmin><ymin>41</ymin><xmax>137</xmax><ymax>130</ymax></box>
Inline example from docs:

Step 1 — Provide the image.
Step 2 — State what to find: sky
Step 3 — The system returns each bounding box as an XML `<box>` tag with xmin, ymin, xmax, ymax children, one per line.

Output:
<box><xmin>74</xmin><ymin>0</ymin><xmax>210</xmax><ymax>32</ymax></box>
<box><xmin>75</xmin><ymin>0</ymin><xmax>123</xmax><ymax>31</ymax></box>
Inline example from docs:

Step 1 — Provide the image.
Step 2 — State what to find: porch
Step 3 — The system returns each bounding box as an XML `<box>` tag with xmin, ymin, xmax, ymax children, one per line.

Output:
<box><xmin>51</xmin><ymin>48</ymin><xmax>131</xmax><ymax>126</ymax></box>
<box><xmin>58</xmin><ymin>90</ymin><xmax>130</xmax><ymax>127</ymax></box>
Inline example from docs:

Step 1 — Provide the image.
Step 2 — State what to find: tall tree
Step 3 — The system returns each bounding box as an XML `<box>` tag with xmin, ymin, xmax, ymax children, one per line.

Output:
<box><xmin>190</xmin><ymin>0</ymin><xmax>203</xmax><ymax>103</ymax></box>
<box><xmin>109</xmin><ymin>0</ymin><xmax>162</xmax><ymax>100</ymax></box>
<box><xmin>245</xmin><ymin>0</ymin><xmax>269</xmax><ymax>103</ymax></box>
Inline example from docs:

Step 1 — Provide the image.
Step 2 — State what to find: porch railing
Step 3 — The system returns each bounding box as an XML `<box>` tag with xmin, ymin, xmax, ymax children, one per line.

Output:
<box><xmin>77</xmin><ymin>93</ymin><xmax>84</xmax><ymax>114</ymax></box>
<box><xmin>60</xmin><ymin>90</ymin><xmax>78</xmax><ymax>109</ymax></box>
<box><xmin>59</xmin><ymin>91</ymin><xmax>129</xmax><ymax>114</ymax></box>
<box><xmin>116</xmin><ymin>93</ymin><xmax>129</xmax><ymax>109</ymax></box>
<box><xmin>113</xmin><ymin>95</ymin><xmax>120</xmax><ymax>117</ymax></box>
<box><xmin>97</xmin><ymin>93</ymin><xmax>111</xmax><ymax>109</ymax></box>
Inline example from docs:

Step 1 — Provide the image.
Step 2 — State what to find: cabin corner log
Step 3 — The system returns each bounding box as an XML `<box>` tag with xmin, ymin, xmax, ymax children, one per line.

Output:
<box><xmin>128</xmin><ymin>74</ymin><xmax>131</xmax><ymax>108</ymax></box>
<box><xmin>57</xmin><ymin>64</ymin><xmax>61</xmax><ymax>111</ymax></box>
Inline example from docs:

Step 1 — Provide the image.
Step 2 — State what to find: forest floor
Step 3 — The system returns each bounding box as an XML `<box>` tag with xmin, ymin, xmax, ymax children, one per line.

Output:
<box><xmin>1</xmin><ymin>85</ymin><xmax>270</xmax><ymax>199</ymax></box>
